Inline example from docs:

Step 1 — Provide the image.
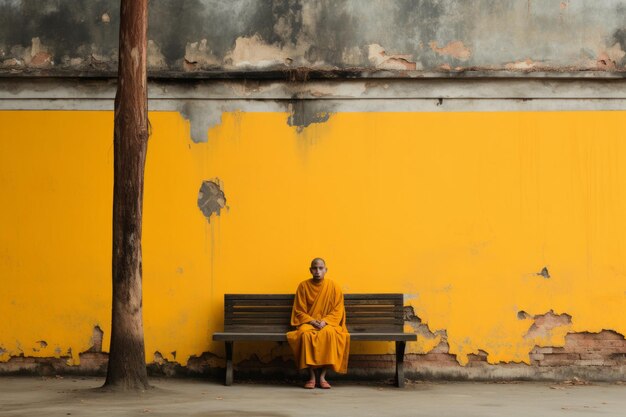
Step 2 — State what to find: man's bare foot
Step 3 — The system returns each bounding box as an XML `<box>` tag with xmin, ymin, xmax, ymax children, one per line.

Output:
<box><xmin>304</xmin><ymin>379</ymin><xmax>316</xmax><ymax>389</ymax></box>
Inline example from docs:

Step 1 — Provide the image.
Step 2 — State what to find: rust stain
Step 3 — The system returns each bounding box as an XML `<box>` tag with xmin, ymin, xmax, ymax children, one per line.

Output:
<box><xmin>30</xmin><ymin>52</ymin><xmax>52</xmax><ymax>68</ymax></box>
<box><xmin>429</xmin><ymin>41</ymin><xmax>471</xmax><ymax>61</ymax></box>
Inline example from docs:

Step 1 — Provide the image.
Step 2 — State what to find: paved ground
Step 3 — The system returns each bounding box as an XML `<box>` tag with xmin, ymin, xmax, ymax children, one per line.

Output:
<box><xmin>1</xmin><ymin>377</ymin><xmax>625</xmax><ymax>417</ymax></box>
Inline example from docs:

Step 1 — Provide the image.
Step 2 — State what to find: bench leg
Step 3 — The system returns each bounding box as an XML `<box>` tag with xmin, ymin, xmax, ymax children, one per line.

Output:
<box><xmin>394</xmin><ymin>341</ymin><xmax>406</xmax><ymax>388</ymax></box>
<box><xmin>225</xmin><ymin>341</ymin><xmax>233</xmax><ymax>386</ymax></box>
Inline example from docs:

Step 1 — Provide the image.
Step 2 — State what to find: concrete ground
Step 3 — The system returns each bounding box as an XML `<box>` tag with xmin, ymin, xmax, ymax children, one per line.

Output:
<box><xmin>1</xmin><ymin>377</ymin><xmax>625</xmax><ymax>417</ymax></box>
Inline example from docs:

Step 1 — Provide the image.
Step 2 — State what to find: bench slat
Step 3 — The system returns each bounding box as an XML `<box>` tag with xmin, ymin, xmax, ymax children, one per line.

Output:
<box><xmin>226</xmin><ymin>300</ymin><xmax>292</xmax><ymax>306</ymax></box>
<box><xmin>226</xmin><ymin>309</ymin><xmax>403</xmax><ymax>317</ymax></box>
<box><xmin>344</xmin><ymin>300</ymin><xmax>402</xmax><ymax>305</ymax></box>
<box><xmin>225</xmin><ymin>293</ymin><xmax>403</xmax><ymax>299</ymax></box>
<box><xmin>213</xmin><ymin>332</ymin><xmax>416</xmax><ymax>342</ymax></box>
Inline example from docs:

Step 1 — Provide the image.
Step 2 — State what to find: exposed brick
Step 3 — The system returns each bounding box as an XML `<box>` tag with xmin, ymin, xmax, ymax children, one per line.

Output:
<box><xmin>579</xmin><ymin>352</ymin><xmax>607</xmax><ymax>360</ymax></box>
<box><xmin>576</xmin><ymin>359</ymin><xmax>612</xmax><ymax>366</ymax></box>
<box><xmin>416</xmin><ymin>353</ymin><xmax>459</xmax><ymax>366</ymax></box>
<box><xmin>538</xmin><ymin>353</ymin><xmax>581</xmax><ymax>366</ymax></box>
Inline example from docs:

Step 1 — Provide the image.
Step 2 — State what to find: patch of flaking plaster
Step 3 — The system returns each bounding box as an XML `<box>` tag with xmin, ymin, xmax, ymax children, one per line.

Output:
<box><xmin>596</xmin><ymin>43</ymin><xmax>625</xmax><ymax>70</ymax></box>
<box><xmin>404</xmin><ymin>306</ymin><xmax>440</xmax><ymax>339</ymax></box>
<box><xmin>198</xmin><ymin>180</ymin><xmax>226</xmax><ymax>222</ymax></box>
<box><xmin>429</xmin><ymin>40</ymin><xmax>472</xmax><ymax>61</ymax></box>
<box><xmin>525</xmin><ymin>310</ymin><xmax>572</xmax><ymax>340</ymax></box>
<box><xmin>227</xmin><ymin>34</ymin><xmax>308</xmax><ymax>68</ymax></box>
<box><xmin>287</xmin><ymin>101</ymin><xmax>333</xmax><ymax>132</ymax></box>
<box><xmin>101</xmin><ymin>13</ymin><xmax>111</xmax><ymax>23</ymax></box>
<box><xmin>404</xmin><ymin>305</ymin><xmax>450</xmax><ymax>355</ymax></box>
<box><xmin>147</xmin><ymin>40</ymin><xmax>167</xmax><ymax>69</ymax></box>
<box><xmin>24</xmin><ymin>37</ymin><xmax>53</xmax><ymax>68</ymax></box>
<box><xmin>183</xmin><ymin>39</ymin><xmax>219</xmax><ymax>71</ymax></box>
<box><xmin>153</xmin><ymin>351</ymin><xmax>165</xmax><ymax>364</ymax></box>
<box><xmin>505</xmin><ymin>59</ymin><xmax>540</xmax><ymax>70</ymax></box>
<box><xmin>517</xmin><ymin>310</ymin><xmax>532</xmax><ymax>320</ymax></box>
<box><xmin>89</xmin><ymin>326</ymin><xmax>104</xmax><ymax>352</ymax></box>
<box><xmin>2</xmin><ymin>57</ymin><xmax>24</xmax><ymax>68</ymax></box>
<box><xmin>368</xmin><ymin>44</ymin><xmax>418</xmax><ymax>70</ymax></box>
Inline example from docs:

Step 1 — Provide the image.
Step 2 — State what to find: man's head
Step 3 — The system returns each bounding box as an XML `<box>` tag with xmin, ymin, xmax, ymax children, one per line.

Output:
<box><xmin>309</xmin><ymin>258</ymin><xmax>327</xmax><ymax>280</ymax></box>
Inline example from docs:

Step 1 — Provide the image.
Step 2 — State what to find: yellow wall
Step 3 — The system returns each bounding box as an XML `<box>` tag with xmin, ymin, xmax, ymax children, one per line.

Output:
<box><xmin>1</xmin><ymin>110</ymin><xmax>626</xmax><ymax>367</ymax></box>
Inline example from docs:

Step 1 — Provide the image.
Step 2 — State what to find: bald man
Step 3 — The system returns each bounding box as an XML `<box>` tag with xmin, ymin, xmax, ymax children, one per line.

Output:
<box><xmin>286</xmin><ymin>258</ymin><xmax>350</xmax><ymax>389</ymax></box>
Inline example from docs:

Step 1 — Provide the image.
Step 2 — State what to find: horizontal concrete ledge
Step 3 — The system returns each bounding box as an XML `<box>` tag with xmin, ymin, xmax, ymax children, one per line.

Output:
<box><xmin>1</xmin><ymin>69</ymin><xmax>626</xmax><ymax>81</ymax></box>
<box><xmin>3</xmin><ymin>78</ymin><xmax>626</xmax><ymax>102</ymax></box>
<box><xmin>4</xmin><ymin>99</ymin><xmax>626</xmax><ymax>113</ymax></box>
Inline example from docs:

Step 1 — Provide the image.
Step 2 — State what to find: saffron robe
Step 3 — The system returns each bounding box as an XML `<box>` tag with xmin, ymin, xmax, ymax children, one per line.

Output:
<box><xmin>286</xmin><ymin>278</ymin><xmax>350</xmax><ymax>373</ymax></box>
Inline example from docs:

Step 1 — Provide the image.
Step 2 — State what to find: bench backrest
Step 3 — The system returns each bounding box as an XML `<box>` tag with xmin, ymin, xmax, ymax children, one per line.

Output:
<box><xmin>224</xmin><ymin>294</ymin><xmax>404</xmax><ymax>333</ymax></box>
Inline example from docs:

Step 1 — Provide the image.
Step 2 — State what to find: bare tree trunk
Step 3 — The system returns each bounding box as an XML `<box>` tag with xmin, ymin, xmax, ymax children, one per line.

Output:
<box><xmin>103</xmin><ymin>0</ymin><xmax>150</xmax><ymax>390</ymax></box>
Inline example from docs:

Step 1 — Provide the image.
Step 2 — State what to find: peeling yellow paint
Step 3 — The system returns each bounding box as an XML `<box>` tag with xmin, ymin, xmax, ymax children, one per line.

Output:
<box><xmin>1</xmin><ymin>110</ymin><xmax>626</xmax><ymax>369</ymax></box>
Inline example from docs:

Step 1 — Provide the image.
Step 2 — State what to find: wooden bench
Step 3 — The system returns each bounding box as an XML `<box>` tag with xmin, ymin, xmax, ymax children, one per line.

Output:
<box><xmin>212</xmin><ymin>293</ymin><xmax>417</xmax><ymax>387</ymax></box>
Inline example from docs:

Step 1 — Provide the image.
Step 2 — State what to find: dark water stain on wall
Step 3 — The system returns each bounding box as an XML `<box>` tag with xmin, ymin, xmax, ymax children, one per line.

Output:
<box><xmin>149</xmin><ymin>0</ymin><xmax>208</xmax><ymax>66</ymax></box>
<box><xmin>0</xmin><ymin>0</ymin><xmax>119</xmax><ymax>57</ymax></box>
<box><xmin>287</xmin><ymin>100</ymin><xmax>333</xmax><ymax>132</ymax></box>
<box><xmin>612</xmin><ymin>28</ymin><xmax>626</xmax><ymax>67</ymax></box>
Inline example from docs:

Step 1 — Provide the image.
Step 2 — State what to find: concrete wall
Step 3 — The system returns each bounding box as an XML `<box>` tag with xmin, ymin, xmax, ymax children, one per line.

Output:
<box><xmin>1</xmin><ymin>0</ymin><xmax>626</xmax><ymax>77</ymax></box>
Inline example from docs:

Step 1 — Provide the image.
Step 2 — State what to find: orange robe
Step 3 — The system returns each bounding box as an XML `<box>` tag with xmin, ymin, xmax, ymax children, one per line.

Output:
<box><xmin>286</xmin><ymin>278</ymin><xmax>350</xmax><ymax>373</ymax></box>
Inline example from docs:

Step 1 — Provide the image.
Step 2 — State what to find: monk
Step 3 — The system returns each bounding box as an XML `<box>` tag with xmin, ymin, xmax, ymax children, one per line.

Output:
<box><xmin>286</xmin><ymin>258</ymin><xmax>350</xmax><ymax>389</ymax></box>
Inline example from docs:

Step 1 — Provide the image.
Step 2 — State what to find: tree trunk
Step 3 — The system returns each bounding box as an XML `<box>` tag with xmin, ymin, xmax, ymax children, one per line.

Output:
<box><xmin>103</xmin><ymin>0</ymin><xmax>150</xmax><ymax>390</ymax></box>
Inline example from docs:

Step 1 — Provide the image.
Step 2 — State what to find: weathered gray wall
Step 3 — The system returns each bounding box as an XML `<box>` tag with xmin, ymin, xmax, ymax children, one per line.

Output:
<box><xmin>1</xmin><ymin>0</ymin><xmax>625</xmax><ymax>77</ymax></box>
